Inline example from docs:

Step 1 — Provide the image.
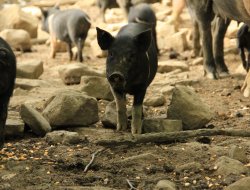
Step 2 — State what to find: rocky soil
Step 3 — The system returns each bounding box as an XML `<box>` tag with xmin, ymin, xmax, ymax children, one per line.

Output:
<box><xmin>0</xmin><ymin>1</ymin><xmax>250</xmax><ymax>190</ymax></box>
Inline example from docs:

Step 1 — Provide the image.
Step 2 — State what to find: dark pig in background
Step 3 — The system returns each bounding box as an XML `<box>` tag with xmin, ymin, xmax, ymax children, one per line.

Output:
<box><xmin>97</xmin><ymin>0</ymin><xmax>161</xmax><ymax>22</ymax></box>
<box><xmin>96</xmin><ymin>0</ymin><xmax>119</xmax><ymax>22</ymax></box>
<box><xmin>96</xmin><ymin>23</ymin><xmax>158</xmax><ymax>134</ymax></box>
<box><xmin>186</xmin><ymin>0</ymin><xmax>250</xmax><ymax>79</ymax></box>
<box><xmin>41</xmin><ymin>7</ymin><xmax>91</xmax><ymax>62</ymax></box>
<box><xmin>128</xmin><ymin>3</ymin><xmax>159</xmax><ymax>54</ymax></box>
<box><xmin>237</xmin><ymin>24</ymin><xmax>250</xmax><ymax>72</ymax></box>
<box><xmin>0</xmin><ymin>37</ymin><xmax>16</xmax><ymax>148</ymax></box>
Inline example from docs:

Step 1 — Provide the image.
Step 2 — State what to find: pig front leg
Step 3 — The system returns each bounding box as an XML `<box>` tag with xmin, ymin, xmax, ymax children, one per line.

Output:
<box><xmin>240</xmin><ymin>47</ymin><xmax>248</xmax><ymax>71</ymax></box>
<box><xmin>131</xmin><ymin>90</ymin><xmax>146</xmax><ymax>134</ymax></box>
<box><xmin>111</xmin><ymin>89</ymin><xmax>127</xmax><ymax>131</ymax></box>
<box><xmin>0</xmin><ymin>100</ymin><xmax>8</xmax><ymax>149</ymax></box>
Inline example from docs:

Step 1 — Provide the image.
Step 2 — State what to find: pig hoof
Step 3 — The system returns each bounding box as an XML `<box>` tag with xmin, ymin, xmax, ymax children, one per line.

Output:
<box><xmin>219</xmin><ymin>71</ymin><xmax>230</xmax><ymax>78</ymax></box>
<box><xmin>204</xmin><ymin>71</ymin><xmax>218</xmax><ymax>80</ymax></box>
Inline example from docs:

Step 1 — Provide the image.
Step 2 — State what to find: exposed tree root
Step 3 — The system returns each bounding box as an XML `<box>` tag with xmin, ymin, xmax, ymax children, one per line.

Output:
<box><xmin>95</xmin><ymin>129</ymin><xmax>250</xmax><ymax>147</ymax></box>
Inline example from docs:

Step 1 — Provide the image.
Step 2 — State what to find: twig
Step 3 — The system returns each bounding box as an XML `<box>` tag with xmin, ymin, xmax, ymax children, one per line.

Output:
<box><xmin>126</xmin><ymin>179</ymin><xmax>137</xmax><ymax>190</ymax></box>
<box><xmin>83</xmin><ymin>148</ymin><xmax>105</xmax><ymax>173</ymax></box>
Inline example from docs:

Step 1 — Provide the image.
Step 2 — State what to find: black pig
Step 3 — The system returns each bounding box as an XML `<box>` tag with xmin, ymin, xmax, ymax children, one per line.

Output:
<box><xmin>237</xmin><ymin>24</ymin><xmax>250</xmax><ymax>72</ymax></box>
<box><xmin>0</xmin><ymin>37</ymin><xmax>16</xmax><ymax>148</ymax></box>
<box><xmin>96</xmin><ymin>23</ymin><xmax>158</xmax><ymax>134</ymax></box>
<box><xmin>186</xmin><ymin>0</ymin><xmax>250</xmax><ymax>79</ymax></box>
<box><xmin>97</xmin><ymin>0</ymin><xmax>119</xmax><ymax>22</ymax></box>
<box><xmin>41</xmin><ymin>7</ymin><xmax>91</xmax><ymax>62</ymax></box>
<box><xmin>128</xmin><ymin>3</ymin><xmax>159</xmax><ymax>54</ymax></box>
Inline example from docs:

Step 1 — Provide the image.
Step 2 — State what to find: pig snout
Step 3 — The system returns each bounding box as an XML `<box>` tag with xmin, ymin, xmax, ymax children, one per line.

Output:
<box><xmin>108</xmin><ymin>72</ymin><xmax>125</xmax><ymax>84</ymax></box>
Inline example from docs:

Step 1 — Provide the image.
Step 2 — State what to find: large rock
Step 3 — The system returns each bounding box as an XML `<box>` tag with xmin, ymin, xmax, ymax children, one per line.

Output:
<box><xmin>101</xmin><ymin>101</ymin><xmax>117</xmax><ymax>129</ymax></box>
<box><xmin>167</xmin><ymin>85</ymin><xmax>214</xmax><ymax>130</ymax></box>
<box><xmin>20</xmin><ymin>104</ymin><xmax>51</xmax><ymax>136</ymax></box>
<box><xmin>0</xmin><ymin>5</ymin><xmax>38</xmax><ymax>38</ymax></box>
<box><xmin>17</xmin><ymin>60</ymin><xmax>43</xmax><ymax>79</ymax></box>
<box><xmin>225</xmin><ymin>177</ymin><xmax>250</xmax><ymax>190</ymax></box>
<box><xmin>80</xmin><ymin>76</ymin><xmax>113</xmax><ymax>101</ymax></box>
<box><xmin>42</xmin><ymin>90</ymin><xmax>99</xmax><ymax>129</ymax></box>
<box><xmin>58</xmin><ymin>63</ymin><xmax>105</xmax><ymax>85</ymax></box>
<box><xmin>0</xmin><ymin>29</ymin><xmax>32</xmax><ymax>52</ymax></box>
<box><xmin>215</xmin><ymin>156</ymin><xmax>248</xmax><ymax>177</ymax></box>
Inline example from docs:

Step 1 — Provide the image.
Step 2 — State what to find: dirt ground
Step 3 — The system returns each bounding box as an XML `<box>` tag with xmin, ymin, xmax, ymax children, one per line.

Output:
<box><xmin>0</xmin><ymin>2</ymin><xmax>250</xmax><ymax>190</ymax></box>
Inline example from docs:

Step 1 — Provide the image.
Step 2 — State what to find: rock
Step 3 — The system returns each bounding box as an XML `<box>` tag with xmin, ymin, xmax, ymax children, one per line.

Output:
<box><xmin>5</xmin><ymin>111</ymin><xmax>24</xmax><ymax>138</ymax></box>
<box><xmin>56</xmin><ymin>186</ymin><xmax>118</xmax><ymax>190</ymax></box>
<box><xmin>167</xmin><ymin>85</ymin><xmax>214</xmax><ymax>130</ymax></box>
<box><xmin>21</xmin><ymin>6</ymin><xmax>42</xmax><ymax>19</ymax></box>
<box><xmin>101</xmin><ymin>101</ymin><xmax>117</xmax><ymax>129</ymax></box>
<box><xmin>0</xmin><ymin>5</ymin><xmax>38</xmax><ymax>38</ymax></box>
<box><xmin>143</xmin><ymin>118</ymin><xmax>182</xmax><ymax>133</ymax></box>
<box><xmin>0</xmin><ymin>29</ymin><xmax>31</xmax><ymax>52</ymax></box>
<box><xmin>15</xmin><ymin>78</ymin><xmax>52</xmax><ymax>90</ymax></box>
<box><xmin>58</xmin><ymin>63</ymin><xmax>104</xmax><ymax>85</ymax></box>
<box><xmin>80</xmin><ymin>76</ymin><xmax>113</xmax><ymax>101</ymax></box>
<box><xmin>228</xmin><ymin>145</ymin><xmax>248</xmax><ymax>164</ymax></box>
<box><xmin>16</xmin><ymin>60</ymin><xmax>43</xmax><ymax>79</ymax></box>
<box><xmin>45</xmin><ymin>130</ymin><xmax>81</xmax><ymax>145</ymax></box>
<box><xmin>160</xmin><ymin>85</ymin><xmax>175</xmax><ymax>96</ymax></box>
<box><xmin>215</xmin><ymin>156</ymin><xmax>248</xmax><ymax>177</ymax></box>
<box><xmin>158</xmin><ymin>29</ymin><xmax>188</xmax><ymax>52</ymax></box>
<box><xmin>225</xmin><ymin>177</ymin><xmax>250</xmax><ymax>190</ymax></box>
<box><xmin>42</xmin><ymin>90</ymin><xmax>99</xmax><ymax>129</ymax></box>
<box><xmin>176</xmin><ymin>162</ymin><xmax>202</xmax><ymax>173</ymax></box>
<box><xmin>20</xmin><ymin>104</ymin><xmax>51</xmax><ymax>136</ymax></box>
<box><xmin>154</xmin><ymin>180</ymin><xmax>176</xmax><ymax>190</ymax></box>
<box><xmin>158</xmin><ymin>60</ymin><xmax>189</xmax><ymax>73</ymax></box>
<box><xmin>144</xmin><ymin>94</ymin><xmax>166</xmax><ymax>107</ymax></box>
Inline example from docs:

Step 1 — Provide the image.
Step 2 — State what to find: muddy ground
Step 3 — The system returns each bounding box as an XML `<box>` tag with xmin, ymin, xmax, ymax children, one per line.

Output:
<box><xmin>0</xmin><ymin>2</ymin><xmax>250</xmax><ymax>190</ymax></box>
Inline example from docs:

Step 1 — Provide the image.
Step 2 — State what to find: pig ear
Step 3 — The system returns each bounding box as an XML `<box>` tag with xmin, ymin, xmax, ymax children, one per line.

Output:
<box><xmin>134</xmin><ymin>29</ymin><xmax>152</xmax><ymax>52</ymax></box>
<box><xmin>96</xmin><ymin>27</ymin><xmax>114</xmax><ymax>50</ymax></box>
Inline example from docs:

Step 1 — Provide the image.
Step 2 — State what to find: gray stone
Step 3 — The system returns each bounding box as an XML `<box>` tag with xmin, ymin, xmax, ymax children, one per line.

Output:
<box><xmin>6</xmin><ymin>111</ymin><xmax>24</xmax><ymax>137</ymax></box>
<box><xmin>42</xmin><ymin>90</ymin><xmax>99</xmax><ymax>129</ymax></box>
<box><xmin>143</xmin><ymin>118</ymin><xmax>182</xmax><ymax>133</ymax></box>
<box><xmin>20</xmin><ymin>104</ymin><xmax>51</xmax><ymax>136</ymax></box>
<box><xmin>176</xmin><ymin>162</ymin><xmax>202</xmax><ymax>173</ymax></box>
<box><xmin>58</xmin><ymin>63</ymin><xmax>104</xmax><ymax>85</ymax></box>
<box><xmin>225</xmin><ymin>177</ymin><xmax>250</xmax><ymax>190</ymax></box>
<box><xmin>45</xmin><ymin>130</ymin><xmax>81</xmax><ymax>145</ymax></box>
<box><xmin>144</xmin><ymin>94</ymin><xmax>166</xmax><ymax>107</ymax></box>
<box><xmin>154</xmin><ymin>180</ymin><xmax>176</xmax><ymax>190</ymax></box>
<box><xmin>116</xmin><ymin>153</ymin><xmax>157</xmax><ymax>166</ymax></box>
<box><xmin>15</xmin><ymin>78</ymin><xmax>52</xmax><ymax>90</ymax></box>
<box><xmin>101</xmin><ymin>101</ymin><xmax>117</xmax><ymax>129</ymax></box>
<box><xmin>80</xmin><ymin>76</ymin><xmax>113</xmax><ymax>101</ymax></box>
<box><xmin>215</xmin><ymin>156</ymin><xmax>248</xmax><ymax>177</ymax></box>
<box><xmin>0</xmin><ymin>29</ymin><xmax>32</xmax><ymax>52</ymax></box>
<box><xmin>158</xmin><ymin>60</ymin><xmax>189</xmax><ymax>73</ymax></box>
<box><xmin>17</xmin><ymin>60</ymin><xmax>43</xmax><ymax>79</ymax></box>
<box><xmin>228</xmin><ymin>145</ymin><xmax>248</xmax><ymax>164</ymax></box>
<box><xmin>167</xmin><ymin>85</ymin><xmax>214</xmax><ymax>130</ymax></box>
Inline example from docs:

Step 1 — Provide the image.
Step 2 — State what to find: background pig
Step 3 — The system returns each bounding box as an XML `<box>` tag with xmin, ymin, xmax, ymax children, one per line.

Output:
<box><xmin>41</xmin><ymin>7</ymin><xmax>91</xmax><ymax>62</ymax></box>
<box><xmin>186</xmin><ymin>0</ymin><xmax>250</xmax><ymax>79</ymax></box>
<box><xmin>237</xmin><ymin>24</ymin><xmax>250</xmax><ymax>72</ymax></box>
<box><xmin>128</xmin><ymin>3</ymin><xmax>158</xmax><ymax>54</ymax></box>
<box><xmin>96</xmin><ymin>0</ymin><xmax>119</xmax><ymax>22</ymax></box>
<box><xmin>96</xmin><ymin>23</ymin><xmax>158</xmax><ymax>134</ymax></box>
<box><xmin>0</xmin><ymin>37</ymin><xmax>16</xmax><ymax>148</ymax></box>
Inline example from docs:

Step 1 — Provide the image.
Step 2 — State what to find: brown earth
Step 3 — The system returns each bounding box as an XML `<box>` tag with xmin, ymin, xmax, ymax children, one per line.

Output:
<box><xmin>0</xmin><ymin>2</ymin><xmax>250</xmax><ymax>190</ymax></box>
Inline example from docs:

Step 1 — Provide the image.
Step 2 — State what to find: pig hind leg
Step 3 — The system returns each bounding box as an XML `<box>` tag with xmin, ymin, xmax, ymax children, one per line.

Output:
<box><xmin>0</xmin><ymin>98</ymin><xmax>9</xmax><ymax>148</ymax></box>
<box><xmin>76</xmin><ymin>38</ymin><xmax>84</xmax><ymax>62</ymax></box>
<box><xmin>131</xmin><ymin>90</ymin><xmax>146</xmax><ymax>134</ymax></box>
<box><xmin>66</xmin><ymin>42</ymin><xmax>73</xmax><ymax>61</ymax></box>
